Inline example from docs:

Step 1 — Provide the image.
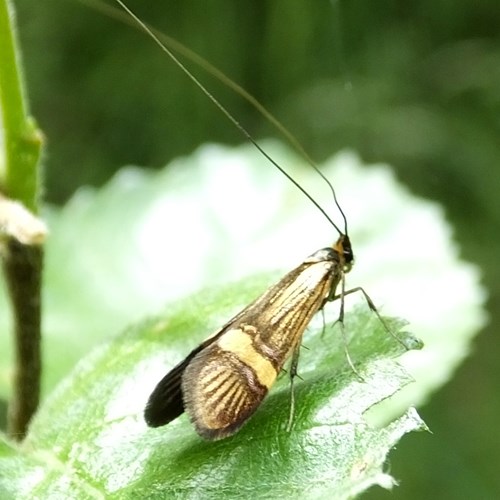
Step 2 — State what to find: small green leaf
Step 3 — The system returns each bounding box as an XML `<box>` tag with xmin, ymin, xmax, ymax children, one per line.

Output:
<box><xmin>0</xmin><ymin>279</ymin><xmax>425</xmax><ymax>498</ymax></box>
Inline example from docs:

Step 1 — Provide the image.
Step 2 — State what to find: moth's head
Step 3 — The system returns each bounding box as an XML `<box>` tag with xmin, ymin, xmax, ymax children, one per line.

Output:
<box><xmin>333</xmin><ymin>234</ymin><xmax>354</xmax><ymax>273</ymax></box>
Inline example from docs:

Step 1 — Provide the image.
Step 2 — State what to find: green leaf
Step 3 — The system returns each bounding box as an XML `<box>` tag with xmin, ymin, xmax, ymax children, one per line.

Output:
<box><xmin>0</xmin><ymin>279</ymin><xmax>426</xmax><ymax>498</ymax></box>
<box><xmin>0</xmin><ymin>142</ymin><xmax>487</xmax><ymax>405</ymax></box>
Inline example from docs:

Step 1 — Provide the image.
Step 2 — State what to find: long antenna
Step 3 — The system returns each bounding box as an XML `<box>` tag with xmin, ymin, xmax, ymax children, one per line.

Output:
<box><xmin>112</xmin><ymin>0</ymin><xmax>347</xmax><ymax>236</ymax></box>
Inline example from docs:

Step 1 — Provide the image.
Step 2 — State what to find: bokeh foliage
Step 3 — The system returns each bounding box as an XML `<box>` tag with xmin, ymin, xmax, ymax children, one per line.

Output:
<box><xmin>11</xmin><ymin>0</ymin><xmax>500</xmax><ymax>497</ymax></box>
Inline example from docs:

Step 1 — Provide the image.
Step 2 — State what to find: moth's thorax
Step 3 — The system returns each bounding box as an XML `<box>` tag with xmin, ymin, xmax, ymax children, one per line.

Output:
<box><xmin>304</xmin><ymin>233</ymin><xmax>354</xmax><ymax>274</ymax></box>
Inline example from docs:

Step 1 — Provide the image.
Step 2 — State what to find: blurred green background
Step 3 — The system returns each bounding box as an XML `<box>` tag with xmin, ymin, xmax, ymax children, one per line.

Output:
<box><xmin>11</xmin><ymin>0</ymin><xmax>500</xmax><ymax>497</ymax></box>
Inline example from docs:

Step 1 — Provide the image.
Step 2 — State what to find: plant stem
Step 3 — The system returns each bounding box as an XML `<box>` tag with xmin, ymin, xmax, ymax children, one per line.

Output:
<box><xmin>2</xmin><ymin>242</ymin><xmax>43</xmax><ymax>439</ymax></box>
<box><xmin>0</xmin><ymin>0</ymin><xmax>44</xmax><ymax>439</ymax></box>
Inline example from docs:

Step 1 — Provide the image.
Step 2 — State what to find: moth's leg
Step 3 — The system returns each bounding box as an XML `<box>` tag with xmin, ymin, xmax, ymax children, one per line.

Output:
<box><xmin>286</xmin><ymin>342</ymin><xmax>302</xmax><ymax>432</ymax></box>
<box><xmin>331</xmin><ymin>286</ymin><xmax>407</xmax><ymax>350</ymax></box>
<box><xmin>331</xmin><ymin>275</ymin><xmax>364</xmax><ymax>380</ymax></box>
<box><xmin>320</xmin><ymin>307</ymin><xmax>327</xmax><ymax>338</ymax></box>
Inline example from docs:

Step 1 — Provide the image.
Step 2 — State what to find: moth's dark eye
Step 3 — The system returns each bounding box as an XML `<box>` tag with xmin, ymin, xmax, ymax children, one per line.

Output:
<box><xmin>344</xmin><ymin>249</ymin><xmax>354</xmax><ymax>262</ymax></box>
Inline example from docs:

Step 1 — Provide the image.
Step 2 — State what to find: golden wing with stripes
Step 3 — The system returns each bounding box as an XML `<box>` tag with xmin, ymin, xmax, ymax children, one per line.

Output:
<box><xmin>144</xmin><ymin>322</ymin><xmax>278</xmax><ymax>439</ymax></box>
<box><xmin>181</xmin><ymin>329</ymin><xmax>275</xmax><ymax>440</ymax></box>
<box><xmin>144</xmin><ymin>243</ymin><xmax>347</xmax><ymax>440</ymax></box>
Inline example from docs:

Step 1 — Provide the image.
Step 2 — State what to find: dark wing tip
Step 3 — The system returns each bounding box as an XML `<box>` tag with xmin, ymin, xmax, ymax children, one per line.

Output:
<box><xmin>144</xmin><ymin>388</ymin><xmax>184</xmax><ymax>427</ymax></box>
<box><xmin>144</xmin><ymin>365</ymin><xmax>186</xmax><ymax>427</ymax></box>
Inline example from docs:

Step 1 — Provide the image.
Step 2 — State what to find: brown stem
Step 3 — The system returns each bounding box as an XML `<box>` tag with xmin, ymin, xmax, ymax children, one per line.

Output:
<box><xmin>2</xmin><ymin>239</ymin><xmax>43</xmax><ymax>440</ymax></box>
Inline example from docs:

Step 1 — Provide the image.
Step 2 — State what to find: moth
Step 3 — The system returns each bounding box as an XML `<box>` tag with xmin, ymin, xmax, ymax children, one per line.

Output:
<box><xmin>111</xmin><ymin>0</ymin><xmax>397</xmax><ymax>440</ymax></box>
<box><xmin>144</xmin><ymin>235</ymin><xmax>354</xmax><ymax>440</ymax></box>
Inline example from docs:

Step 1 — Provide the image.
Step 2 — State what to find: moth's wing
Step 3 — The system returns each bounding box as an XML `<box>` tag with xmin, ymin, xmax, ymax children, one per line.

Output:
<box><xmin>143</xmin><ymin>315</ymin><xmax>249</xmax><ymax>428</ymax></box>
<box><xmin>181</xmin><ymin>329</ymin><xmax>275</xmax><ymax>441</ymax></box>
